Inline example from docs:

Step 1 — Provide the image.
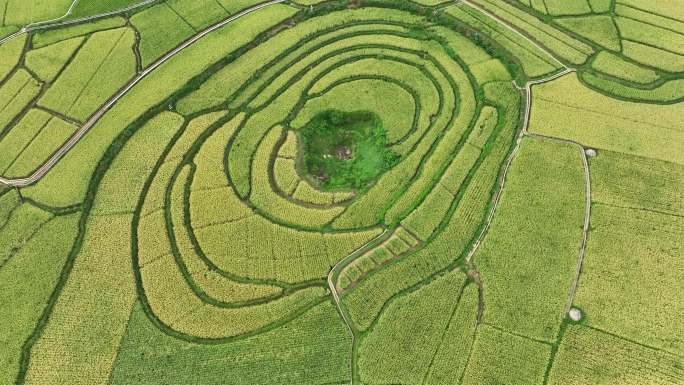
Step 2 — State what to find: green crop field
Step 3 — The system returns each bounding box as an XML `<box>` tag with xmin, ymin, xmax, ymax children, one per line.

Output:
<box><xmin>0</xmin><ymin>0</ymin><xmax>682</xmax><ymax>384</ymax></box>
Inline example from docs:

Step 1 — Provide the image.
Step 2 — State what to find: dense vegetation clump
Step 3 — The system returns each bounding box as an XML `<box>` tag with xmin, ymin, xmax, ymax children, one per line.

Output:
<box><xmin>298</xmin><ymin>110</ymin><xmax>398</xmax><ymax>191</ymax></box>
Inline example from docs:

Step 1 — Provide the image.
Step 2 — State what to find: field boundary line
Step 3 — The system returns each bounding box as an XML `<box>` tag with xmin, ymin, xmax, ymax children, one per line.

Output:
<box><xmin>482</xmin><ymin>321</ymin><xmax>554</xmax><ymax>347</ymax></box>
<box><xmin>583</xmin><ymin>323</ymin><xmax>684</xmax><ymax>359</ymax></box>
<box><xmin>0</xmin><ymin>0</ymin><xmax>287</xmax><ymax>188</ymax></box>
<box><xmin>593</xmin><ymin>201</ymin><xmax>684</xmax><ymax>219</ymax></box>
<box><xmin>327</xmin><ymin>228</ymin><xmax>392</xmax><ymax>385</ymax></box>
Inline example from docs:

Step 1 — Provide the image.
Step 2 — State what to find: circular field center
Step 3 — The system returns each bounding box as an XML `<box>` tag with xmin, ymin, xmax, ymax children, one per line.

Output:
<box><xmin>298</xmin><ymin>110</ymin><xmax>398</xmax><ymax>191</ymax></box>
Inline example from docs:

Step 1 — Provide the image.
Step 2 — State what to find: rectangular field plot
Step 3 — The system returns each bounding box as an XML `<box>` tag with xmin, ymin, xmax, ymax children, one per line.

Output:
<box><xmin>590</xmin><ymin>150</ymin><xmax>684</xmax><ymax>216</ymax></box>
<box><xmin>0</xmin><ymin>203</ymin><xmax>53</xmax><ymax>267</ymax></box>
<box><xmin>32</xmin><ymin>17</ymin><xmax>127</xmax><ymax>49</ymax></box>
<box><xmin>0</xmin><ymin>109</ymin><xmax>51</xmax><ymax>173</ymax></box>
<box><xmin>548</xmin><ymin>325</ymin><xmax>684</xmax><ymax>385</ymax></box>
<box><xmin>615</xmin><ymin>17</ymin><xmax>684</xmax><ymax>57</ymax></box>
<box><xmin>474</xmin><ymin>137</ymin><xmax>585</xmax><ymax>342</ymax></box>
<box><xmin>25</xmin><ymin>37</ymin><xmax>85</xmax><ymax>83</ymax></box>
<box><xmin>621</xmin><ymin>40</ymin><xmax>684</xmax><ymax>73</ymax></box>
<box><xmin>166</xmin><ymin>0</ymin><xmax>228</xmax><ymax>30</ymax></box>
<box><xmin>337</xmin><ymin>227</ymin><xmax>419</xmax><ymax>291</ymax></box>
<box><xmin>423</xmin><ymin>284</ymin><xmax>479</xmax><ymax>385</ymax></box>
<box><xmin>590</xmin><ymin>51</ymin><xmax>659</xmax><ymax>85</ymax></box>
<box><xmin>0</xmin><ymin>189</ymin><xmax>20</xmax><ymax>227</ymax></box>
<box><xmin>573</xmin><ymin>204</ymin><xmax>684</xmax><ymax>355</ymax></box>
<box><xmin>544</xmin><ymin>0</ymin><xmax>592</xmax><ymax>16</ymax></box>
<box><xmin>21</xmin><ymin>214</ymin><xmax>137</xmax><ymax>385</ymax></box>
<box><xmin>579</xmin><ymin>152</ymin><xmax>683</xmax><ymax>356</ymax></box>
<box><xmin>615</xmin><ymin>2</ymin><xmax>684</xmax><ymax>35</ymax></box>
<box><xmin>460</xmin><ymin>324</ymin><xmax>551</xmax><ymax>385</ymax></box>
<box><xmin>555</xmin><ymin>15</ymin><xmax>620</xmax><ymax>51</ymax></box>
<box><xmin>528</xmin><ymin>73</ymin><xmax>684</xmax><ymax>165</ymax></box>
<box><xmin>0</xmin><ymin>69</ymin><xmax>41</xmax><ymax>134</ymax></box>
<box><xmin>0</xmin><ymin>110</ymin><xmax>78</xmax><ymax>179</ymax></box>
<box><xmin>617</xmin><ymin>0</ymin><xmax>684</xmax><ymax>22</ymax></box>
<box><xmin>3</xmin><ymin>0</ymin><xmax>72</xmax><ymax>26</ymax></box>
<box><xmin>38</xmin><ymin>27</ymin><xmax>136</xmax><ymax>122</ymax></box>
<box><xmin>70</xmin><ymin>0</ymin><xmax>152</xmax><ymax>19</ymax></box>
<box><xmin>0</xmin><ymin>34</ymin><xmax>25</xmax><ymax>82</ymax></box>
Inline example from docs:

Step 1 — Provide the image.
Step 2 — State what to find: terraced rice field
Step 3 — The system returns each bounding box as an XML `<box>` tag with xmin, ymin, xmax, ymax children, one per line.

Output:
<box><xmin>0</xmin><ymin>0</ymin><xmax>682</xmax><ymax>384</ymax></box>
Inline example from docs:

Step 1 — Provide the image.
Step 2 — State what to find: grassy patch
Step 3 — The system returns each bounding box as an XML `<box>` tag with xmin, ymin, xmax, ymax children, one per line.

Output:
<box><xmin>293</xmin><ymin>78</ymin><xmax>416</xmax><ymax>145</ymax></box>
<box><xmin>299</xmin><ymin>110</ymin><xmax>398</xmax><ymax>191</ymax></box>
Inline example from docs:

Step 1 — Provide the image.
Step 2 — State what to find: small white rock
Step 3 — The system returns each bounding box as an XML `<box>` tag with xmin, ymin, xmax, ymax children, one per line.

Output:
<box><xmin>568</xmin><ymin>308</ymin><xmax>582</xmax><ymax>322</ymax></box>
<box><xmin>585</xmin><ymin>148</ymin><xmax>597</xmax><ymax>157</ymax></box>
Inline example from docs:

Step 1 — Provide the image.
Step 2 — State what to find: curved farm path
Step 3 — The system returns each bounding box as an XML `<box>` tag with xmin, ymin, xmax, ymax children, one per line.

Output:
<box><xmin>0</xmin><ymin>0</ymin><xmax>287</xmax><ymax>187</ymax></box>
<box><xmin>464</xmin><ymin>68</ymin><xmax>593</xmax><ymax>314</ymax></box>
